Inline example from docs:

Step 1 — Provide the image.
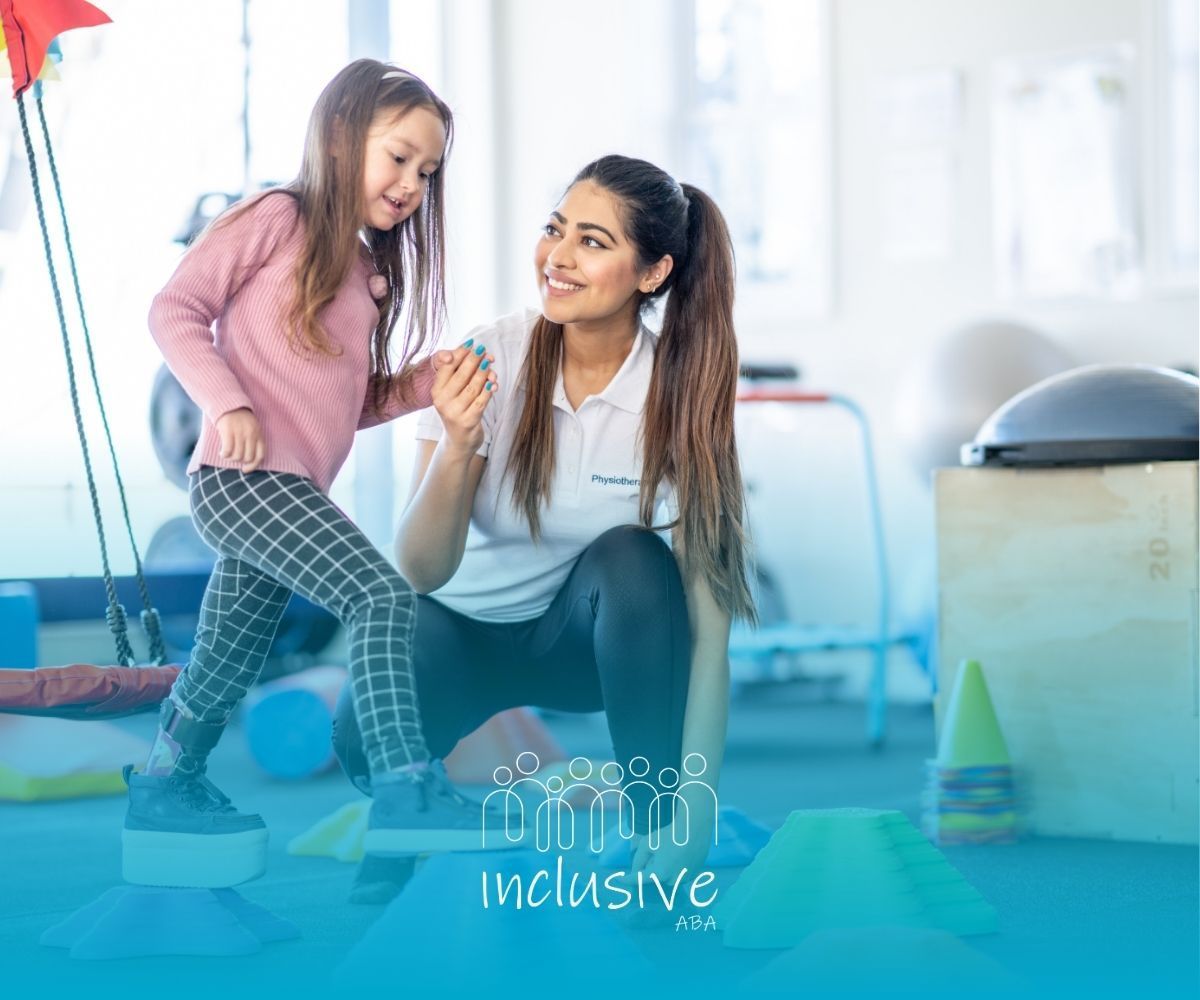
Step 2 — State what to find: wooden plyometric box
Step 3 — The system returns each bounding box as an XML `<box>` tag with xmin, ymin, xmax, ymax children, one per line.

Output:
<box><xmin>934</xmin><ymin>461</ymin><xmax>1198</xmax><ymax>844</ymax></box>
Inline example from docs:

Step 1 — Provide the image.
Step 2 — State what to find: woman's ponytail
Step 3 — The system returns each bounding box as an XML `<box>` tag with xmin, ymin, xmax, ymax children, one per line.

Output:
<box><xmin>642</xmin><ymin>184</ymin><xmax>756</xmax><ymax>622</ymax></box>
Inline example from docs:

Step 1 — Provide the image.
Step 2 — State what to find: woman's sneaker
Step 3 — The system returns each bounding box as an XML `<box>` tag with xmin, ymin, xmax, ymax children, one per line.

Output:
<box><xmin>348</xmin><ymin>854</ymin><xmax>419</xmax><ymax>905</ymax></box>
<box><xmin>363</xmin><ymin>761</ymin><xmax>523</xmax><ymax>856</ymax></box>
<box><xmin>121</xmin><ymin>765</ymin><xmax>268</xmax><ymax>888</ymax></box>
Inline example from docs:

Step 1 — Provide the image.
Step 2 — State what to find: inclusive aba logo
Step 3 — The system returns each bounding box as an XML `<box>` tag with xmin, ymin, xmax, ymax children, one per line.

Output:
<box><xmin>477</xmin><ymin>752</ymin><xmax>720</xmax><ymax>924</ymax></box>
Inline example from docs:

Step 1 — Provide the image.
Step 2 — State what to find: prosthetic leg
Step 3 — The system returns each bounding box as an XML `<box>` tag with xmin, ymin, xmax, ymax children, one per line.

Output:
<box><xmin>122</xmin><ymin>702</ymin><xmax>268</xmax><ymax>888</ymax></box>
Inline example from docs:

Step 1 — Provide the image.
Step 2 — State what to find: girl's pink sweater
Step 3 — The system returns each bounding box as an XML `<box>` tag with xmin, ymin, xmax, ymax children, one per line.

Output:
<box><xmin>149</xmin><ymin>191</ymin><xmax>436</xmax><ymax>493</ymax></box>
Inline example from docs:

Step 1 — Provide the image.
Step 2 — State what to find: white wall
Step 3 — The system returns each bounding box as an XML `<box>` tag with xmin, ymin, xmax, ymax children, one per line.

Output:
<box><xmin>489</xmin><ymin>0</ymin><xmax>688</xmax><ymax>315</ymax></box>
<box><xmin>826</xmin><ymin>0</ymin><xmax>1194</xmax><ymax>367</ymax></box>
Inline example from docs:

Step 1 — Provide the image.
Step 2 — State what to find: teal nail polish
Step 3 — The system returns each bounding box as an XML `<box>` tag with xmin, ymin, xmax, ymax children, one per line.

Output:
<box><xmin>463</xmin><ymin>338</ymin><xmax>474</xmax><ymax>347</ymax></box>
<box><xmin>480</xmin><ymin>359</ymin><xmax>490</xmax><ymax>371</ymax></box>
<box><xmin>485</xmin><ymin>381</ymin><xmax>493</xmax><ymax>391</ymax></box>
<box><xmin>474</xmin><ymin>344</ymin><xmax>486</xmax><ymax>355</ymax></box>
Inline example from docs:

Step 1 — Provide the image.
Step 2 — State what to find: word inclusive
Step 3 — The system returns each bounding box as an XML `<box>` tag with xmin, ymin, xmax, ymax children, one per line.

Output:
<box><xmin>480</xmin><ymin>856</ymin><xmax>718</xmax><ymax>912</ymax></box>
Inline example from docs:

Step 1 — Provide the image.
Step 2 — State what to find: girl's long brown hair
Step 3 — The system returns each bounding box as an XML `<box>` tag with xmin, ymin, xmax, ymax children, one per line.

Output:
<box><xmin>508</xmin><ymin>156</ymin><xmax>756</xmax><ymax>622</ymax></box>
<box><xmin>213</xmin><ymin>60</ymin><xmax>452</xmax><ymax>414</ymax></box>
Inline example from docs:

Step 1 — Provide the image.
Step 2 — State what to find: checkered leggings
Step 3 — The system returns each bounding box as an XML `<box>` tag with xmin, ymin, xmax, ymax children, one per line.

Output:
<box><xmin>170</xmin><ymin>466</ymin><xmax>428</xmax><ymax>773</ymax></box>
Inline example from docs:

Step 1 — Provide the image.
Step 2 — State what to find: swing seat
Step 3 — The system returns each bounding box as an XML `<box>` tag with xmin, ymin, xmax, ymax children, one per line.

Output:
<box><xmin>0</xmin><ymin>664</ymin><xmax>180</xmax><ymax>720</ymax></box>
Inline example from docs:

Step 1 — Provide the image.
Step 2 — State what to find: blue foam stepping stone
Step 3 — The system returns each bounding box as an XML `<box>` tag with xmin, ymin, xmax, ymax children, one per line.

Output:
<box><xmin>40</xmin><ymin>886</ymin><xmax>300</xmax><ymax>960</ymax></box>
<box><xmin>596</xmin><ymin>805</ymin><xmax>773</xmax><ymax>868</ymax></box>
<box><xmin>709</xmin><ymin>806</ymin><xmax>774</xmax><ymax>867</ymax></box>
<box><xmin>338</xmin><ymin>850</ymin><xmax>659</xmax><ymax>992</ymax></box>
<box><xmin>209</xmin><ymin>889</ymin><xmax>302</xmax><ymax>943</ymax></box>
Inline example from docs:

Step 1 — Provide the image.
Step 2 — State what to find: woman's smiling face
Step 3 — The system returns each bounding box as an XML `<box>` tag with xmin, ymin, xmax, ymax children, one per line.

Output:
<box><xmin>534</xmin><ymin>181</ymin><xmax>649</xmax><ymax>329</ymax></box>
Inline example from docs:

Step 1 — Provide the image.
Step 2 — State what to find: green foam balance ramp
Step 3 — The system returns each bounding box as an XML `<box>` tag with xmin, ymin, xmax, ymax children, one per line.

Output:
<box><xmin>715</xmin><ymin>808</ymin><xmax>999</xmax><ymax>949</ymax></box>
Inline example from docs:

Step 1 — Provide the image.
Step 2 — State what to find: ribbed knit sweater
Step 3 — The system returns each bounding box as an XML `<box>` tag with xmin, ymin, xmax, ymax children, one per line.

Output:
<box><xmin>148</xmin><ymin>191</ymin><xmax>436</xmax><ymax>493</ymax></box>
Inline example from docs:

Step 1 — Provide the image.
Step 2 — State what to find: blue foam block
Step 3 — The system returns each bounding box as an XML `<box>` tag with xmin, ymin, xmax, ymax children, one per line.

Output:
<box><xmin>0</xmin><ymin>582</ymin><xmax>39</xmax><ymax>668</ymax></box>
<box><xmin>596</xmin><ymin>805</ymin><xmax>774</xmax><ymax>868</ymax></box>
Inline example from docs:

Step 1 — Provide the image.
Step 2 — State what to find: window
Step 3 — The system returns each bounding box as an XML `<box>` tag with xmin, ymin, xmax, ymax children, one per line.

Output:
<box><xmin>685</xmin><ymin>0</ymin><xmax>832</xmax><ymax>318</ymax></box>
<box><xmin>992</xmin><ymin>46</ymin><xmax>1142</xmax><ymax>299</ymax></box>
<box><xmin>1160</xmin><ymin>0</ymin><xmax>1198</xmax><ymax>282</ymax></box>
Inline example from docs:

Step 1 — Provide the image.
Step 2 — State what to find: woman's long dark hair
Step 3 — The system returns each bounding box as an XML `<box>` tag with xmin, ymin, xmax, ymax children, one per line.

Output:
<box><xmin>508</xmin><ymin>155</ymin><xmax>756</xmax><ymax>622</ymax></box>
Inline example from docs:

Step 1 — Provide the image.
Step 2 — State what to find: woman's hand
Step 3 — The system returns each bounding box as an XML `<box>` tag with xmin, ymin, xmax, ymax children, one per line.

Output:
<box><xmin>215</xmin><ymin>407</ymin><xmax>265</xmax><ymax>473</ymax></box>
<box><xmin>618</xmin><ymin>809</ymin><xmax>716</xmax><ymax>930</ymax></box>
<box><xmin>630</xmin><ymin>808</ymin><xmax>715</xmax><ymax>882</ymax></box>
<box><xmin>431</xmin><ymin>340</ymin><xmax>498</xmax><ymax>455</ymax></box>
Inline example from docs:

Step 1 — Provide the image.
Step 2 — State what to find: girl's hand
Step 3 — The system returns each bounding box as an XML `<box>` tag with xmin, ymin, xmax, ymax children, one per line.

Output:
<box><xmin>216</xmin><ymin>407</ymin><xmax>265</xmax><ymax>473</ymax></box>
<box><xmin>432</xmin><ymin>340</ymin><xmax>498</xmax><ymax>455</ymax></box>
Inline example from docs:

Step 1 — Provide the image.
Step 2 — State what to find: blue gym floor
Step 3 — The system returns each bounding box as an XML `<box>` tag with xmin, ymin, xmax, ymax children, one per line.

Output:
<box><xmin>1</xmin><ymin>692</ymin><xmax>1196</xmax><ymax>999</ymax></box>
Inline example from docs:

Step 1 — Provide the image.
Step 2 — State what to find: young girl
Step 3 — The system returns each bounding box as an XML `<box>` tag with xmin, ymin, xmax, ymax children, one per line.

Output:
<box><xmin>124</xmin><ymin>60</ymin><xmax>500</xmax><ymax>889</ymax></box>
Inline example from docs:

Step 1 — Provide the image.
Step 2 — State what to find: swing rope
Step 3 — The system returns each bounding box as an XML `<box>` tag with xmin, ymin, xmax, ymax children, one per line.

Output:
<box><xmin>16</xmin><ymin>90</ymin><xmax>166</xmax><ymax>666</ymax></box>
<box><xmin>31</xmin><ymin>94</ymin><xmax>167</xmax><ymax>665</ymax></box>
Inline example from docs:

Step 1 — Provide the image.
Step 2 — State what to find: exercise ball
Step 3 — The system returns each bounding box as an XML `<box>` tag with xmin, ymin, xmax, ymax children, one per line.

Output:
<box><xmin>149</xmin><ymin>365</ymin><xmax>201</xmax><ymax>490</ymax></box>
<box><xmin>963</xmin><ymin>364</ymin><xmax>1200</xmax><ymax>466</ymax></box>
<box><xmin>143</xmin><ymin>516</ymin><xmax>341</xmax><ymax>666</ymax></box>
<box><xmin>893</xmin><ymin>320</ymin><xmax>1074</xmax><ymax>483</ymax></box>
<box><xmin>144</xmin><ymin>515</ymin><xmax>215</xmax><ymax>573</ymax></box>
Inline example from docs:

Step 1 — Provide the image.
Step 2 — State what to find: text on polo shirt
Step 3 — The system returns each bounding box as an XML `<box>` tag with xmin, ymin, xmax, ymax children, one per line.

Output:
<box><xmin>591</xmin><ymin>475</ymin><xmax>641</xmax><ymax>487</ymax></box>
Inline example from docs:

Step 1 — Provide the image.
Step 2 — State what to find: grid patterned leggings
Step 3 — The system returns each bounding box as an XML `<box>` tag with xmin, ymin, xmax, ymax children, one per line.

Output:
<box><xmin>169</xmin><ymin>466</ymin><xmax>428</xmax><ymax>773</ymax></box>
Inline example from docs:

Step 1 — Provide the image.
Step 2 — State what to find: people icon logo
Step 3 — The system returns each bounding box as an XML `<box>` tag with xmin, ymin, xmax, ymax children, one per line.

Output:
<box><xmin>483</xmin><ymin>751</ymin><xmax>718</xmax><ymax>854</ymax></box>
<box><xmin>478</xmin><ymin>752</ymin><xmax>720</xmax><ymax>915</ymax></box>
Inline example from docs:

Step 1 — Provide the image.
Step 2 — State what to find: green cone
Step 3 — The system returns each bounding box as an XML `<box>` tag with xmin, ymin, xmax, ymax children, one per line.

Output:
<box><xmin>936</xmin><ymin>660</ymin><xmax>1010</xmax><ymax>767</ymax></box>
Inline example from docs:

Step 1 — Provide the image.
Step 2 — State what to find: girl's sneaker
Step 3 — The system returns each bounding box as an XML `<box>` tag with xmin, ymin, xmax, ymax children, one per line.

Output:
<box><xmin>363</xmin><ymin>761</ymin><xmax>523</xmax><ymax>855</ymax></box>
<box><xmin>121</xmin><ymin>765</ymin><xmax>268</xmax><ymax>888</ymax></box>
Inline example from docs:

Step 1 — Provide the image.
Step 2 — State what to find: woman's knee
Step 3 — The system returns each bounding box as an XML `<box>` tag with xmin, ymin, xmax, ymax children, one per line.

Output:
<box><xmin>575</xmin><ymin>526</ymin><xmax>687</xmax><ymax>638</ymax></box>
<box><xmin>582</xmin><ymin>525</ymin><xmax>674</xmax><ymax>576</ymax></box>
<box><xmin>579</xmin><ymin>525</ymin><xmax>681</xmax><ymax>599</ymax></box>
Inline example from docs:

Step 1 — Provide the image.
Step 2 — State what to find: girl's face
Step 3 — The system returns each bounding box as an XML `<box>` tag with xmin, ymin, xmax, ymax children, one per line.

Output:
<box><xmin>360</xmin><ymin>105</ymin><xmax>446</xmax><ymax>231</ymax></box>
<box><xmin>535</xmin><ymin>181</ymin><xmax>658</xmax><ymax>329</ymax></box>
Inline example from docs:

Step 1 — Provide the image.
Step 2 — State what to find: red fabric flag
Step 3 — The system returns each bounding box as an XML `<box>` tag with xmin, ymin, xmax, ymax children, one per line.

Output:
<box><xmin>1</xmin><ymin>0</ymin><xmax>110</xmax><ymax>97</ymax></box>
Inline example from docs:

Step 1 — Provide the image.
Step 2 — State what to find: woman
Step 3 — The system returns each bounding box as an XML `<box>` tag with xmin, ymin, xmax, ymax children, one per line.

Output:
<box><xmin>332</xmin><ymin>153</ymin><xmax>755</xmax><ymax>895</ymax></box>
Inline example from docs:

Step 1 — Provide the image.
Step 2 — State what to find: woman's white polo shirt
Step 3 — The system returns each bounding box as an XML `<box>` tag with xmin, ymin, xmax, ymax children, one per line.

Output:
<box><xmin>414</xmin><ymin>309</ymin><xmax>675</xmax><ymax>622</ymax></box>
